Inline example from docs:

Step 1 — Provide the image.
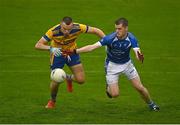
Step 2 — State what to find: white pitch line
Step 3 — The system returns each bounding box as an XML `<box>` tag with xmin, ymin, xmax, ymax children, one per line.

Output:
<box><xmin>0</xmin><ymin>70</ymin><xmax>102</xmax><ymax>73</ymax></box>
<box><xmin>0</xmin><ymin>70</ymin><xmax>179</xmax><ymax>74</ymax></box>
<box><xmin>0</xmin><ymin>54</ymin><xmax>102</xmax><ymax>58</ymax></box>
<box><xmin>0</xmin><ymin>54</ymin><xmax>179</xmax><ymax>59</ymax></box>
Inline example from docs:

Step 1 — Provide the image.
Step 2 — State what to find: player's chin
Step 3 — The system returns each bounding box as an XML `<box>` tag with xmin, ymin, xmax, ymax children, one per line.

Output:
<box><xmin>116</xmin><ymin>34</ymin><xmax>121</xmax><ymax>38</ymax></box>
<box><xmin>117</xmin><ymin>34</ymin><xmax>123</xmax><ymax>38</ymax></box>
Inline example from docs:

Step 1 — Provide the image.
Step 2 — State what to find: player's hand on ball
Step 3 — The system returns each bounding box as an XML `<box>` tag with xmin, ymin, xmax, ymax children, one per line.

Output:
<box><xmin>137</xmin><ymin>51</ymin><xmax>144</xmax><ymax>63</ymax></box>
<box><xmin>50</xmin><ymin>47</ymin><xmax>62</xmax><ymax>57</ymax></box>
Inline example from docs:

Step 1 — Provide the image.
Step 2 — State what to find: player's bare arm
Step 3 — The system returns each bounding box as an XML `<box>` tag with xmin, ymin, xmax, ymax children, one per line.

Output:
<box><xmin>76</xmin><ymin>42</ymin><xmax>101</xmax><ymax>54</ymax></box>
<box><xmin>35</xmin><ymin>37</ymin><xmax>62</xmax><ymax>57</ymax></box>
<box><xmin>35</xmin><ymin>37</ymin><xmax>50</xmax><ymax>50</ymax></box>
<box><xmin>86</xmin><ymin>26</ymin><xmax>105</xmax><ymax>38</ymax></box>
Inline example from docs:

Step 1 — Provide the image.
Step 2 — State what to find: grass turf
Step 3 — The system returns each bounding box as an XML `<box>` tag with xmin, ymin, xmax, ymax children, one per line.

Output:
<box><xmin>0</xmin><ymin>0</ymin><xmax>180</xmax><ymax>123</ymax></box>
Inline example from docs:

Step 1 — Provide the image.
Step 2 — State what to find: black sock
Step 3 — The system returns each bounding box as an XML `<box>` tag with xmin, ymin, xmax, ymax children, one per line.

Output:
<box><xmin>51</xmin><ymin>93</ymin><xmax>57</xmax><ymax>102</ymax></box>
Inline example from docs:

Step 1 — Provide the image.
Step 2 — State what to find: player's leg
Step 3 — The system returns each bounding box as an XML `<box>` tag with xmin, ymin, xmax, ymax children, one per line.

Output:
<box><xmin>65</xmin><ymin>54</ymin><xmax>85</xmax><ymax>92</ymax></box>
<box><xmin>106</xmin><ymin>83</ymin><xmax>119</xmax><ymax>98</ymax></box>
<box><xmin>130</xmin><ymin>77</ymin><xmax>152</xmax><ymax>104</ymax></box>
<box><xmin>46</xmin><ymin>55</ymin><xmax>65</xmax><ymax>109</ymax></box>
<box><xmin>69</xmin><ymin>63</ymin><xmax>85</xmax><ymax>84</ymax></box>
<box><xmin>45</xmin><ymin>80</ymin><xmax>59</xmax><ymax>109</ymax></box>
<box><xmin>65</xmin><ymin>63</ymin><xmax>85</xmax><ymax>92</ymax></box>
<box><xmin>130</xmin><ymin>77</ymin><xmax>159</xmax><ymax>111</ymax></box>
<box><xmin>105</xmin><ymin>60</ymin><xmax>120</xmax><ymax>98</ymax></box>
<box><xmin>124</xmin><ymin>61</ymin><xmax>159</xmax><ymax>111</ymax></box>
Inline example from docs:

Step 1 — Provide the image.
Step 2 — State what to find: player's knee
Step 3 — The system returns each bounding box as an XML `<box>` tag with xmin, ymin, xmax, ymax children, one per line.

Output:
<box><xmin>76</xmin><ymin>77</ymin><xmax>85</xmax><ymax>84</ymax></box>
<box><xmin>111</xmin><ymin>91</ymin><xmax>119</xmax><ymax>98</ymax></box>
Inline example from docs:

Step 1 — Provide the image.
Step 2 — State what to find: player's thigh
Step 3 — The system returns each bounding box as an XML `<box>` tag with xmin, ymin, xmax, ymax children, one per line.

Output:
<box><xmin>130</xmin><ymin>77</ymin><xmax>144</xmax><ymax>90</ymax></box>
<box><xmin>124</xmin><ymin>63</ymin><xmax>144</xmax><ymax>89</ymax></box>
<box><xmin>106</xmin><ymin>61</ymin><xmax>120</xmax><ymax>84</ymax></box>
<box><xmin>69</xmin><ymin>63</ymin><xmax>85</xmax><ymax>83</ymax></box>
<box><xmin>106</xmin><ymin>63</ymin><xmax>120</xmax><ymax>96</ymax></box>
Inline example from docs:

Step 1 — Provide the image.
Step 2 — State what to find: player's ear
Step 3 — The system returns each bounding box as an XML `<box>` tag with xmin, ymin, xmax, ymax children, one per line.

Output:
<box><xmin>125</xmin><ymin>26</ymin><xmax>128</xmax><ymax>32</ymax></box>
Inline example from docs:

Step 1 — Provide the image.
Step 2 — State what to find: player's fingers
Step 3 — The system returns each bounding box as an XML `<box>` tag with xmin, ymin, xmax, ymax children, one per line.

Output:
<box><xmin>140</xmin><ymin>54</ymin><xmax>144</xmax><ymax>63</ymax></box>
<box><xmin>54</xmin><ymin>49</ymin><xmax>61</xmax><ymax>57</ymax></box>
<box><xmin>54</xmin><ymin>52</ymin><xmax>59</xmax><ymax>57</ymax></box>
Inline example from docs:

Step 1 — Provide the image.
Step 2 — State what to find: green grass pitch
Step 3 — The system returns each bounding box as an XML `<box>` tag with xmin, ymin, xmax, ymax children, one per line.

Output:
<box><xmin>0</xmin><ymin>0</ymin><xmax>180</xmax><ymax>123</ymax></box>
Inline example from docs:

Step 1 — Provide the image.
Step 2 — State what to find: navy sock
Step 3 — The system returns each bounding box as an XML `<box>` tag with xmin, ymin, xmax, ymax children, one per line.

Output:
<box><xmin>148</xmin><ymin>101</ymin><xmax>155</xmax><ymax>107</ymax></box>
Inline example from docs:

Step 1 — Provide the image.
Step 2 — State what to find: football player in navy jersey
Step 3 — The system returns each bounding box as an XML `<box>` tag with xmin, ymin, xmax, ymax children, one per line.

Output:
<box><xmin>69</xmin><ymin>17</ymin><xmax>159</xmax><ymax>111</ymax></box>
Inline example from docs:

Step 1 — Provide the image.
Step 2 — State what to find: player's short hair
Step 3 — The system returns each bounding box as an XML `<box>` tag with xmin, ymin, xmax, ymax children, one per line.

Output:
<box><xmin>62</xmin><ymin>16</ymin><xmax>73</xmax><ymax>25</ymax></box>
<box><xmin>115</xmin><ymin>17</ymin><xmax>128</xmax><ymax>27</ymax></box>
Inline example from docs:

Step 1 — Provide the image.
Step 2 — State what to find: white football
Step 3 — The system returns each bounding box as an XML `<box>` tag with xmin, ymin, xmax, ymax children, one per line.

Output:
<box><xmin>50</xmin><ymin>68</ymin><xmax>66</xmax><ymax>83</ymax></box>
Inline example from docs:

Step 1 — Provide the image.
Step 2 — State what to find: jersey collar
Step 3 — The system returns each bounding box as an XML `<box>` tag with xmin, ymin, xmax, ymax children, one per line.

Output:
<box><xmin>116</xmin><ymin>32</ymin><xmax>129</xmax><ymax>41</ymax></box>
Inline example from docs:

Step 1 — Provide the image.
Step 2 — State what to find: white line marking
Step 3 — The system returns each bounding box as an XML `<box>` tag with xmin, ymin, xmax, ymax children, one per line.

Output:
<box><xmin>0</xmin><ymin>54</ymin><xmax>102</xmax><ymax>58</ymax></box>
<box><xmin>0</xmin><ymin>54</ymin><xmax>179</xmax><ymax>59</ymax></box>
<box><xmin>0</xmin><ymin>70</ymin><xmax>179</xmax><ymax>74</ymax></box>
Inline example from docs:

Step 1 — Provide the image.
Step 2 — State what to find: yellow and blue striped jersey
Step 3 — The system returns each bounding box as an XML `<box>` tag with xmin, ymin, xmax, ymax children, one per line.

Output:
<box><xmin>43</xmin><ymin>23</ymin><xmax>88</xmax><ymax>51</ymax></box>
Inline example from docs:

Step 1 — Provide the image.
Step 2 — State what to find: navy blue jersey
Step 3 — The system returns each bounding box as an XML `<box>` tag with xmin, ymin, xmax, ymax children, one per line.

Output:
<box><xmin>99</xmin><ymin>32</ymin><xmax>139</xmax><ymax>64</ymax></box>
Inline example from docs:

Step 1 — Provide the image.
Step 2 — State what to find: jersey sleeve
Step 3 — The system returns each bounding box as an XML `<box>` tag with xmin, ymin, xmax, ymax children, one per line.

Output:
<box><xmin>43</xmin><ymin>28</ymin><xmax>53</xmax><ymax>42</ymax></box>
<box><xmin>79</xmin><ymin>24</ymin><xmax>89</xmax><ymax>33</ymax></box>
<box><xmin>129</xmin><ymin>33</ymin><xmax>139</xmax><ymax>48</ymax></box>
<box><xmin>99</xmin><ymin>36</ymin><xmax>109</xmax><ymax>46</ymax></box>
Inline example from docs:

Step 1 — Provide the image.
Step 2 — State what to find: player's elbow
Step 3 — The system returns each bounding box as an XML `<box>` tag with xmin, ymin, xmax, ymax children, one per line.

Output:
<box><xmin>35</xmin><ymin>43</ymin><xmax>39</xmax><ymax>49</ymax></box>
<box><xmin>35</xmin><ymin>42</ymin><xmax>42</xmax><ymax>49</ymax></box>
<box><xmin>35</xmin><ymin>42</ymin><xmax>41</xmax><ymax>49</ymax></box>
<box><xmin>93</xmin><ymin>28</ymin><xmax>100</xmax><ymax>33</ymax></box>
<box><xmin>94</xmin><ymin>28</ymin><xmax>105</xmax><ymax>37</ymax></box>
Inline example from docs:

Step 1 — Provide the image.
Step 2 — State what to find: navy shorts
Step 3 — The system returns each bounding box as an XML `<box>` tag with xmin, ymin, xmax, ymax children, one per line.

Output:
<box><xmin>50</xmin><ymin>54</ymin><xmax>81</xmax><ymax>70</ymax></box>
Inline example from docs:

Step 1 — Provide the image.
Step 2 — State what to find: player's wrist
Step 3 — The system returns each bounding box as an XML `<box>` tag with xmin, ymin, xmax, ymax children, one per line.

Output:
<box><xmin>49</xmin><ymin>46</ymin><xmax>54</xmax><ymax>52</ymax></box>
<box><xmin>50</xmin><ymin>47</ymin><xmax>61</xmax><ymax>53</ymax></box>
<box><xmin>49</xmin><ymin>46</ymin><xmax>52</xmax><ymax>50</ymax></box>
<box><xmin>74</xmin><ymin>49</ymin><xmax>77</xmax><ymax>54</ymax></box>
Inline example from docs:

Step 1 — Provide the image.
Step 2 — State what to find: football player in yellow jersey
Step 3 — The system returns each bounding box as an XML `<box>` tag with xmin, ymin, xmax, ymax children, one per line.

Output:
<box><xmin>35</xmin><ymin>16</ymin><xmax>105</xmax><ymax>109</ymax></box>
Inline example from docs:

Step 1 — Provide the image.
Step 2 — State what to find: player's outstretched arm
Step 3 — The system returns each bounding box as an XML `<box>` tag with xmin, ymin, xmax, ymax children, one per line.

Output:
<box><xmin>86</xmin><ymin>27</ymin><xmax>105</xmax><ymax>38</ymax></box>
<box><xmin>76</xmin><ymin>42</ymin><xmax>102</xmax><ymax>54</ymax></box>
<box><xmin>35</xmin><ymin>37</ymin><xmax>51</xmax><ymax>51</ymax></box>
